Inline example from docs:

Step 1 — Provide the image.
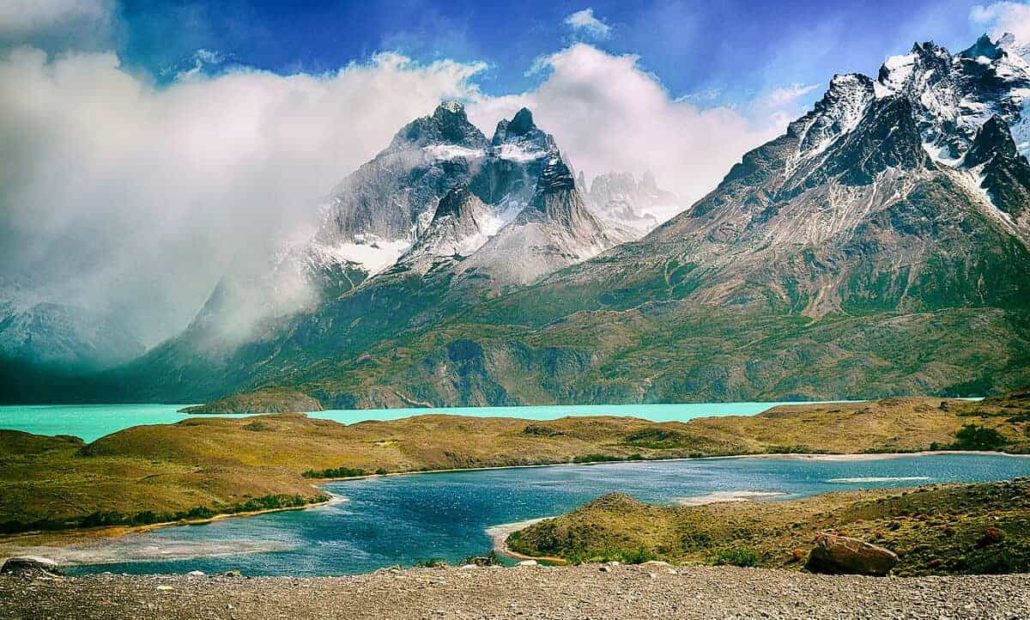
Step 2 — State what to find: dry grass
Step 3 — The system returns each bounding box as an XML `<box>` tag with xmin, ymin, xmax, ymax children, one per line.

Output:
<box><xmin>0</xmin><ymin>394</ymin><xmax>1027</xmax><ymax>541</ymax></box>
<box><xmin>508</xmin><ymin>479</ymin><xmax>1030</xmax><ymax>576</ymax></box>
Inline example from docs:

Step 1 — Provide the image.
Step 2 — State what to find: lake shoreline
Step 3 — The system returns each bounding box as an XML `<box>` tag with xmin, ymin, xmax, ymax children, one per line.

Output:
<box><xmin>308</xmin><ymin>448</ymin><xmax>1030</xmax><ymax>483</ymax></box>
<box><xmin>2</xmin><ymin>450</ymin><xmax>1025</xmax><ymax>567</ymax></box>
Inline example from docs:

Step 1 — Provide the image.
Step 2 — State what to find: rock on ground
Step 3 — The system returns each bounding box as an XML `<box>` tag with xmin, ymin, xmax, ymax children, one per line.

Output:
<box><xmin>2</xmin><ymin>565</ymin><xmax>1029</xmax><ymax>619</ymax></box>
<box><xmin>805</xmin><ymin>533</ymin><xmax>899</xmax><ymax>576</ymax></box>
<box><xmin>0</xmin><ymin>557</ymin><xmax>60</xmax><ymax>576</ymax></box>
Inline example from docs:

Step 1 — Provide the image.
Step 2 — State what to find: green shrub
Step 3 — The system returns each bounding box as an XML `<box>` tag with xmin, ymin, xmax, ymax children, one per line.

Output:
<box><xmin>950</xmin><ymin>425</ymin><xmax>1006</xmax><ymax>451</ymax></box>
<box><xmin>302</xmin><ymin>466</ymin><xmax>367</xmax><ymax>478</ymax></box>
<box><xmin>461</xmin><ymin>551</ymin><xmax>501</xmax><ymax>566</ymax></box>
<box><xmin>712</xmin><ymin>548</ymin><xmax>760</xmax><ymax>567</ymax></box>
<box><xmin>572</xmin><ymin>454</ymin><xmax>622</xmax><ymax>463</ymax></box>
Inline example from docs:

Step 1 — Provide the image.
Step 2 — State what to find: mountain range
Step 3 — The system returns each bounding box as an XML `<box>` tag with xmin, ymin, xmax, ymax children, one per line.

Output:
<box><xmin>3</xmin><ymin>33</ymin><xmax>1029</xmax><ymax>407</ymax></box>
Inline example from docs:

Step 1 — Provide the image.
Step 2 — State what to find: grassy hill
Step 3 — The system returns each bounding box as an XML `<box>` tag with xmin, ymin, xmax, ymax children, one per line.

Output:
<box><xmin>507</xmin><ymin>479</ymin><xmax>1030</xmax><ymax>576</ymax></box>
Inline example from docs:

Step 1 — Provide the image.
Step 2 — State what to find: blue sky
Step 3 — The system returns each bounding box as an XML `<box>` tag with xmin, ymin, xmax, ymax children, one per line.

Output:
<box><xmin>115</xmin><ymin>0</ymin><xmax>1002</xmax><ymax>108</ymax></box>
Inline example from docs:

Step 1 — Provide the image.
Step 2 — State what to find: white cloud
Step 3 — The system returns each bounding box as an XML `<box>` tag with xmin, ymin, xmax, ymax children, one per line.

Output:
<box><xmin>0</xmin><ymin>47</ymin><xmax>484</xmax><ymax>344</ymax></box>
<box><xmin>565</xmin><ymin>8</ymin><xmax>611</xmax><ymax>39</ymax></box>
<box><xmin>970</xmin><ymin>1</ymin><xmax>1030</xmax><ymax>44</ymax></box>
<box><xmin>467</xmin><ymin>44</ymin><xmax>781</xmax><ymax>206</ymax></box>
<box><xmin>762</xmin><ymin>83</ymin><xmax>820</xmax><ymax>107</ymax></box>
<box><xmin>0</xmin><ymin>0</ymin><xmax>111</xmax><ymax>37</ymax></box>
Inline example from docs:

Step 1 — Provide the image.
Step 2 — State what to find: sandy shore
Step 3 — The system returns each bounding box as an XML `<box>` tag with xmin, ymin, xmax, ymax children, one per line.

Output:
<box><xmin>2</xmin><ymin>565</ymin><xmax>1028</xmax><ymax>619</ymax></box>
<box><xmin>0</xmin><ymin>494</ymin><xmax>340</xmax><ymax>565</ymax></box>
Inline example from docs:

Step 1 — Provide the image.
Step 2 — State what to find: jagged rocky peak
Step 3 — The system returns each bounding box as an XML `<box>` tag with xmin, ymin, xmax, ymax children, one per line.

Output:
<box><xmin>432</xmin><ymin>183</ymin><xmax>477</xmax><ymax>221</ymax></box>
<box><xmin>965</xmin><ymin>115</ymin><xmax>1021</xmax><ymax>166</ymax></box>
<box><xmin>489</xmin><ymin>107</ymin><xmax>556</xmax><ymax>159</ymax></box>
<box><xmin>534</xmin><ymin>154</ymin><xmax>577</xmax><ymax>195</ymax></box>
<box><xmin>492</xmin><ymin>107</ymin><xmax>536</xmax><ymax>142</ymax></box>
<box><xmin>796</xmin><ymin>74</ymin><xmax>874</xmax><ymax>157</ymax></box>
<box><xmin>314</xmin><ymin>100</ymin><xmax>490</xmax><ymax>260</ymax></box>
<box><xmin>961</xmin><ymin>33</ymin><xmax>1006</xmax><ymax>61</ymax></box>
<box><xmin>518</xmin><ymin>154</ymin><xmax>612</xmax><ymax>243</ymax></box>
<box><xmin>401</xmin><ymin>183</ymin><xmax>502</xmax><ymax>263</ymax></box>
<box><xmin>875</xmin><ymin>33</ymin><xmax>1030</xmax><ymax>160</ymax></box>
<box><xmin>458</xmin><ymin>151</ymin><xmax>617</xmax><ymax>286</ymax></box>
<box><xmin>389</xmin><ymin>100</ymin><xmax>487</xmax><ymax>151</ymax></box>
<box><xmin>964</xmin><ymin>116</ymin><xmax>1030</xmax><ymax>220</ymax></box>
<box><xmin>466</xmin><ymin>107</ymin><xmax>559</xmax><ymax>207</ymax></box>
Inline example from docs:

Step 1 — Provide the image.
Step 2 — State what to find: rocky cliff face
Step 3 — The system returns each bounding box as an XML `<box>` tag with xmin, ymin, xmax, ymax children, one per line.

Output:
<box><xmin>457</xmin><ymin>156</ymin><xmax>621</xmax><ymax>286</ymax></box>
<box><xmin>554</xmin><ymin>34</ymin><xmax>1030</xmax><ymax>320</ymax></box>
<box><xmin>398</xmin><ymin>184</ymin><xmax>501</xmax><ymax>271</ymax></box>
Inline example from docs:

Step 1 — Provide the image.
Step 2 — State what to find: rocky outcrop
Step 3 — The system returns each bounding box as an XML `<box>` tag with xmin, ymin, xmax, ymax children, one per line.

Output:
<box><xmin>181</xmin><ymin>389</ymin><xmax>323</xmax><ymax>414</ymax></box>
<box><xmin>0</xmin><ymin>556</ymin><xmax>61</xmax><ymax>575</ymax></box>
<box><xmin>805</xmin><ymin>533</ymin><xmax>898</xmax><ymax>576</ymax></box>
<box><xmin>963</xmin><ymin>116</ymin><xmax>1030</xmax><ymax>222</ymax></box>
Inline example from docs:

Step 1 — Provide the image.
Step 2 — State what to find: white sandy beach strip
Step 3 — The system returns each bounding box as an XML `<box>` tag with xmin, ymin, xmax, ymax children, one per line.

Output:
<box><xmin>674</xmin><ymin>490</ymin><xmax>785</xmax><ymax>506</ymax></box>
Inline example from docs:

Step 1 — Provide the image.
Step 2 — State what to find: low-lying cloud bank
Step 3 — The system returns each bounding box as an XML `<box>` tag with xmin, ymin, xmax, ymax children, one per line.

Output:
<box><xmin>0</xmin><ymin>48</ymin><xmax>483</xmax><ymax>344</ymax></box>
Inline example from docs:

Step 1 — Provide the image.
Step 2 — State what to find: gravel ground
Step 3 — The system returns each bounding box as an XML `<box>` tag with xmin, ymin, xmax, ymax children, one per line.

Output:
<box><xmin>2</xmin><ymin>565</ymin><xmax>1028</xmax><ymax>620</ymax></box>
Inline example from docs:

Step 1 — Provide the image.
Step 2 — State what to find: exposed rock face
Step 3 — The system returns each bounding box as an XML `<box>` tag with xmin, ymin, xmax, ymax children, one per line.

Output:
<box><xmin>319</xmin><ymin>101</ymin><xmax>488</xmax><ymax>249</ymax></box>
<box><xmin>559</xmin><ymin>34</ymin><xmax>1030</xmax><ymax>319</ymax></box>
<box><xmin>457</xmin><ymin>156</ymin><xmax>620</xmax><ymax>286</ymax></box>
<box><xmin>963</xmin><ymin>116</ymin><xmax>1030</xmax><ymax>223</ymax></box>
<box><xmin>879</xmin><ymin>35</ymin><xmax>1030</xmax><ymax>161</ymax></box>
<box><xmin>805</xmin><ymin>533</ymin><xmax>899</xmax><ymax>576</ymax></box>
<box><xmin>399</xmin><ymin>184</ymin><xmax>501</xmax><ymax>270</ymax></box>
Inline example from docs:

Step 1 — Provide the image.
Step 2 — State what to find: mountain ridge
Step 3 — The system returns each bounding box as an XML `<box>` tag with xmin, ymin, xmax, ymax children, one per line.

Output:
<box><xmin>5</xmin><ymin>33</ymin><xmax>1030</xmax><ymax>407</ymax></box>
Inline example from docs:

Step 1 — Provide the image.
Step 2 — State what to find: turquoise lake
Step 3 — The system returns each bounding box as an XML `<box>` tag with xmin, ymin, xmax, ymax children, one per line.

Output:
<box><xmin>63</xmin><ymin>453</ymin><xmax>1028</xmax><ymax>576</ymax></box>
<box><xmin>0</xmin><ymin>401</ymin><xmax>842</xmax><ymax>442</ymax></box>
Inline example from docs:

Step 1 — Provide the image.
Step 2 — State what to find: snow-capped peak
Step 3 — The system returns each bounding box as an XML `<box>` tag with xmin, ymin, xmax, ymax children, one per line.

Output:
<box><xmin>872</xmin><ymin>33</ymin><xmax>1030</xmax><ymax>161</ymax></box>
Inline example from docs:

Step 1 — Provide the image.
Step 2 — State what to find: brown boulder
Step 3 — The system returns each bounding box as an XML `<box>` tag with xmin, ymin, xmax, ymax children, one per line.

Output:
<box><xmin>805</xmin><ymin>532</ymin><xmax>898</xmax><ymax>576</ymax></box>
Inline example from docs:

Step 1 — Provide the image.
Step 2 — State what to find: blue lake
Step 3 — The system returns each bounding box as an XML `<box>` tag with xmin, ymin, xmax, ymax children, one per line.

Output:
<box><xmin>0</xmin><ymin>401</ymin><xmax>844</xmax><ymax>442</ymax></box>
<box><xmin>66</xmin><ymin>453</ymin><xmax>1029</xmax><ymax>576</ymax></box>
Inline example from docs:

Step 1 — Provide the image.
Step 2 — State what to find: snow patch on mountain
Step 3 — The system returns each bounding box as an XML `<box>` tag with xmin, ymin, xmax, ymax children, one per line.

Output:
<box><xmin>495</xmin><ymin>143</ymin><xmax>550</xmax><ymax>163</ymax></box>
<box><xmin>424</xmin><ymin>144</ymin><xmax>485</xmax><ymax>161</ymax></box>
<box><xmin>310</xmin><ymin>235</ymin><xmax>412</xmax><ymax>275</ymax></box>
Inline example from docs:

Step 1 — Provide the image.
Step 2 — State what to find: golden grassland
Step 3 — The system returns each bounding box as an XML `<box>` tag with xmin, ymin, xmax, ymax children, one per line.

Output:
<box><xmin>0</xmin><ymin>392</ymin><xmax>1027</xmax><ymax>544</ymax></box>
<box><xmin>507</xmin><ymin>479</ymin><xmax>1030</xmax><ymax>576</ymax></box>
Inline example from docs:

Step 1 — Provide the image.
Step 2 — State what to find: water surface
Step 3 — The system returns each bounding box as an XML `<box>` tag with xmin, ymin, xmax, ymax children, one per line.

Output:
<box><xmin>0</xmin><ymin>401</ymin><xmax>835</xmax><ymax>442</ymax></box>
<box><xmin>66</xmin><ymin>453</ymin><xmax>1028</xmax><ymax>576</ymax></box>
